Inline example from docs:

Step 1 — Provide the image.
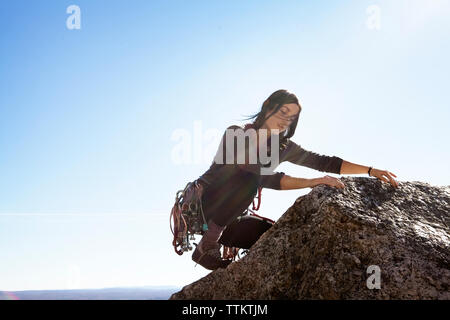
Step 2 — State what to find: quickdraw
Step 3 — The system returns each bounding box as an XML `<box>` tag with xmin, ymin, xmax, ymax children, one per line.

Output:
<box><xmin>170</xmin><ymin>180</ymin><xmax>208</xmax><ymax>256</ymax></box>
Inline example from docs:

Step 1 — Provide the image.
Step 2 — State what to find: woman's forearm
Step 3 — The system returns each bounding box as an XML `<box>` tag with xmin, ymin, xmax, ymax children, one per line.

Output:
<box><xmin>280</xmin><ymin>175</ymin><xmax>323</xmax><ymax>190</ymax></box>
<box><xmin>340</xmin><ymin>160</ymin><xmax>371</xmax><ymax>175</ymax></box>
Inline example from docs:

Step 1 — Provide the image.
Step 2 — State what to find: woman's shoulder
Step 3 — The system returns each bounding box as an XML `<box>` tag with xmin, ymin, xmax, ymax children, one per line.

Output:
<box><xmin>226</xmin><ymin>123</ymin><xmax>254</xmax><ymax>130</ymax></box>
<box><xmin>226</xmin><ymin>124</ymin><xmax>243</xmax><ymax>130</ymax></box>
<box><xmin>224</xmin><ymin>124</ymin><xmax>256</xmax><ymax>134</ymax></box>
<box><xmin>279</xmin><ymin>137</ymin><xmax>295</xmax><ymax>152</ymax></box>
<box><xmin>280</xmin><ymin>138</ymin><xmax>304</xmax><ymax>156</ymax></box>
<box><xmin>284</xmin><ymin>138</ymin><xmax>300</xmax><ymax>148</ymax></box>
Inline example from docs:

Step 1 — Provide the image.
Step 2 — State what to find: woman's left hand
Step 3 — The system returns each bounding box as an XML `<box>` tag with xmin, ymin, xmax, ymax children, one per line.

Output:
<box><xmin>370</xmin><ymin>168</ymin><xmax>399</xmax><ymax>188</ymax></box>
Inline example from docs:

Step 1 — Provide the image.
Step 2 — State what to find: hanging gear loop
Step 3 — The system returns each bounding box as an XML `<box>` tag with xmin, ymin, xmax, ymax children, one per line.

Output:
<box><xmin>170</xmin><ymin>180</ymin><xmax>208</xmax><ymax>255</ymax></box>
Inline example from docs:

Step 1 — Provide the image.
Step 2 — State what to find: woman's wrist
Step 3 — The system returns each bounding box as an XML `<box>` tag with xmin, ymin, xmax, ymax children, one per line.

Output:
<box><xmin>309</xmin><ymin>177</ymin><xmax>323</xmax><ymax>188</ymax></box>
<box><xmin>280</xmin><ymin>175</ymin><xmax>314</xmax><ymax>190</ymax></box>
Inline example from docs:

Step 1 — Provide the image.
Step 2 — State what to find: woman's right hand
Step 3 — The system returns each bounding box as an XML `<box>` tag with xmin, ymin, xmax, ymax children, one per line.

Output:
<box><xmin>319</xmin><ymin>175</ymin><xmax>345</xmax><ymax>189</ymax></box>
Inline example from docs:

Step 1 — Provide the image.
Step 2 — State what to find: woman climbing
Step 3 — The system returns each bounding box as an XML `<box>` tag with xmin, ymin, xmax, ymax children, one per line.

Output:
<box><xmin>192</xmin><ymin>89</ymin><xmax>399</xmax><ymax>270</ymax></box>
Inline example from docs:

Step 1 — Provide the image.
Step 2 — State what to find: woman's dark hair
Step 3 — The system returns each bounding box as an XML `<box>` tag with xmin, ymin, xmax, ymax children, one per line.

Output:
<box><xmin>240</xmin><ymin>89</ymin><xmax>302</xmax><ymax>147</ymax></box>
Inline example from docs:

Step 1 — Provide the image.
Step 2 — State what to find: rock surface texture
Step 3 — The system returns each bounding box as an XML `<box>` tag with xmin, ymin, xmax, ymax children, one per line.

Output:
<box><xmin>170</xmin><ymin>177</ymin><xmax>450</xmax><ymax>299</ymax></box>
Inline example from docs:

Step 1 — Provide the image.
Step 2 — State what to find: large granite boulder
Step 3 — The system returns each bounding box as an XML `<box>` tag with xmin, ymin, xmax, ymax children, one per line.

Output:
<box><xmin>170</xmin><ymin>177</ymin><xmax>449</xmax><ymax>299</ymax></box>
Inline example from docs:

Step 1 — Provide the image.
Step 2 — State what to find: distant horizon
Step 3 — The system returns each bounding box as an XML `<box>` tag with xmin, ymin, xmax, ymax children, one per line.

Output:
<box><xmin>0</xmin><ymin>284</ymin><xmax>182</xmax><ymax>292</ymax></box>
<box><xmin>0</xmin><ymin>285</ymin><xmax>182</xmax><ymax>300</ymax></box>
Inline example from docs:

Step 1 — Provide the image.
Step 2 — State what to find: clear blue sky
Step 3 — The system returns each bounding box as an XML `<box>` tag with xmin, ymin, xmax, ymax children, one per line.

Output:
<box><xmin>1</xmin><ymin>0</ymin><xmax>449</xmax><ymax>291</ymax></box>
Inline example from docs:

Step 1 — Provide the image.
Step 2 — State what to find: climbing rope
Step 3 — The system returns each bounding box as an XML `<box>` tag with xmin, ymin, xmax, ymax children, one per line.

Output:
<box><xmin>170</xmin><ymin>180</ymin><xmax>207</xmax><ymax>256</ymax></box>
<box><xmin>170</xmin><ymin>189</ymin><xmax>188</xmax><ymax>255</ymax></box>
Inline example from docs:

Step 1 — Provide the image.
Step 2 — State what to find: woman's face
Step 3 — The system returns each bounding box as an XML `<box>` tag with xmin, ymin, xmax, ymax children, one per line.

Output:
<box><xmin>262</xmin><ymin>103</ymin><xmax>300</xmax><ymax>134</ymax></box>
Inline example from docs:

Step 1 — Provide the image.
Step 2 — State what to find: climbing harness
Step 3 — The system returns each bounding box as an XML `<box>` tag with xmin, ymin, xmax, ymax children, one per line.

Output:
<box><xmin>170</xmin><ymin>180</ymin><xmax>208</xmax><ymax>255</ymax></box>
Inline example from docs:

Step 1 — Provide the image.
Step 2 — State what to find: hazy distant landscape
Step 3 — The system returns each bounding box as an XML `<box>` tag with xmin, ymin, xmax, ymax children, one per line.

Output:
<box><xmin>0</xmin><ymin>286</ymin><xmax>181</xmax><ymax>300</ymax></box>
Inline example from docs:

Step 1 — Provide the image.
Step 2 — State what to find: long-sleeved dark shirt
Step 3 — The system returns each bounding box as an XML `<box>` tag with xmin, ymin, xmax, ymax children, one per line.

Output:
<box><xmin>196</xmin><ymin>124</ymin><xmax>343</xmax><ymax>226</ymax></box>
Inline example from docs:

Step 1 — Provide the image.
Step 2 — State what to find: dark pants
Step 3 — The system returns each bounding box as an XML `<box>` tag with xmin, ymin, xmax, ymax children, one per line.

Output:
<box><xmin>218</xmin><ymin>215</ymin><xmax>273</xmax><ymax>249</ymax></box>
